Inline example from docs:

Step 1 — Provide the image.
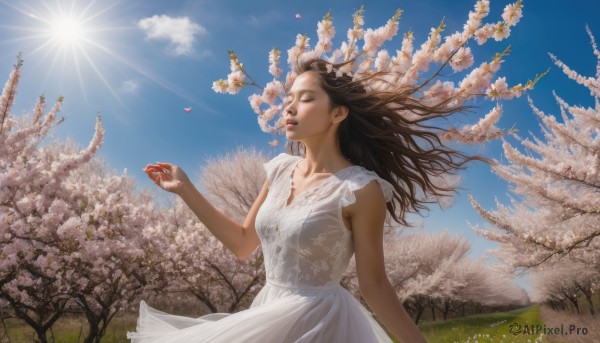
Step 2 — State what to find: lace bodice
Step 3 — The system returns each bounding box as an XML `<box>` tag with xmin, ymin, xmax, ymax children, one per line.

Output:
<box><xmin>255</xmin><ymin>153</ymin><xmax>394</xmax><ymax>288</ymax></box>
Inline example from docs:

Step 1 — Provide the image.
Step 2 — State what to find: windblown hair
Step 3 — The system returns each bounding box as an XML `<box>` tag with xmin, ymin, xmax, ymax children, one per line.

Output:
<box><xmin>287</xmin><ymin>58</ymin><xmax>491</xmax><ymax>227</ymax></box>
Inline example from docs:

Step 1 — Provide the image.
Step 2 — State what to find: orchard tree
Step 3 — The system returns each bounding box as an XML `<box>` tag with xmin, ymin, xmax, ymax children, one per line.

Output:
<box><xmin>144</xmin><ymin>147</ymin><xmax>267</xmax><ymax>314</ymax></box>
<box><xmin>342</xmin><ymin>231</ymin><xmax>527</xmax><ymax>323</ymax></box>
<box><xmin>0</xmin><ymin>55</ymin><xmax>165</xmax><ymax>343</ymax></box>
<box><xmin>470</xmin><ymin>26</ymin><xmax>600</xmax><ymax>269</ymax></box>
<box><xmin>0</xmin><ymin>56</ymin><xmax>103</xmax><ymax>342</ymax></box>
<box><xmin>531</xmin><ymin>260</ymin><xmax>600</xmax><ymax>315</ymax></box>
<box><xmin>59</xmin><ymin>149</ymin><xmax>163</xmax><ymax>343</ymax></box>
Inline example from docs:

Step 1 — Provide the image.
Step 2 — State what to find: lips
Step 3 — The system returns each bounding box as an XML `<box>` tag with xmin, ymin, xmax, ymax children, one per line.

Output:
<box><xmin>286</xmin><ymin>119</ymin><xmax>298</xmax><ymax>125</ymax></box>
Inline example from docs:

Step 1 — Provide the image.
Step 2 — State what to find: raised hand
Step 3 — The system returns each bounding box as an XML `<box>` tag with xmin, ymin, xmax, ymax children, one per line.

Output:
<box><xmin>143</xmin><ymin>162</ymin><xmax>192</xmax><ymax>194</ymax></box>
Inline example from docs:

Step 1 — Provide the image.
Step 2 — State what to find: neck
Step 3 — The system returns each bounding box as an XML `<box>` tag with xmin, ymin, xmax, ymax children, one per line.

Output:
<box><xmin>296</xmin><ymin>127</ymin><xmax>349</xmax><ymax>175</ymax></box>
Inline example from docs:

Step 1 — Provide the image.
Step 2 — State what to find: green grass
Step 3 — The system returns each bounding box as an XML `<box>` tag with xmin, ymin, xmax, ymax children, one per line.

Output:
<box><xmin>418</xmin><ymin>304</ymin><xmax>547</xmax><ymax>343</ymax></box>
<box><xmin>0</xmin><ymin>314</ymin><xmax>137</xmax><ymax>343</ymax></box>
<box><xmin>3</xmin><ymin>306</ymin><xmax>551</xmax><ymax>343</ymax></box>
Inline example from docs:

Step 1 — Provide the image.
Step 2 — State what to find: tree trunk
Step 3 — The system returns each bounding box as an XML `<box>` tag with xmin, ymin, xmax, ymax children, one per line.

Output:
<box><xmin>584</xmin><ymin>293</ymin><xmax>595</xmax><ymax>316</ymax></box>
<box><xmin>414</xmin><ymin>305</ymin><xmax>425</xmax><ymax>325</ymax></box>
<box><xmin>84</xmin><ymin>323</ymin><xmax>99</xmax><ymax>343</ymax></box>
<box><xmin>443</xmin><ymin>301</ymin><xmax>450</xmax><ymax>320</ymax></box>
<box><xmin>577</xmin><ymin>286</ymin><xmax>595</xmax><ymax>316</ymax></box>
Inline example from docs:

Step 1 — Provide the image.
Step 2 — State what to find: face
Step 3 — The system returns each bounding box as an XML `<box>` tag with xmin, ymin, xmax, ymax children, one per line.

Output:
<box><xmin>283</xmin><ymin>71</ymin><xmax>345</xmax><ymax>142</ymax></box>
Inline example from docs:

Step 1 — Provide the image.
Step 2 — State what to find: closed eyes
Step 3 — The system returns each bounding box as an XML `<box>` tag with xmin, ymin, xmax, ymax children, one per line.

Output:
<box><xmin>284</xmin><ymin>98</ymin><xmax>314</xmax><ymax>106</ymax></box>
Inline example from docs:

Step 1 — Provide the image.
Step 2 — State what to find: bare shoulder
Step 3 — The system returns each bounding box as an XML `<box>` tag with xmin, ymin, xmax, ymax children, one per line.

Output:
<box><xmin>345</xmin><ymin>179</ymin><xmax>387</xmax><ymax>218</ymax></box>
<box><xmin>341</xmin><ymin>180</ymin><xmax>386</xmax><ymax>235</ymax></box>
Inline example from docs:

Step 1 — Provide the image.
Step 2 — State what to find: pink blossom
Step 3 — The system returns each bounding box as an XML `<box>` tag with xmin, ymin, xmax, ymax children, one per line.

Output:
<box><xmin>262</xmin><ymin>80</ymin><xmax>283</xmax><ymax>105</ymax></box>
<box><xmin>287</xmin><ymin>46</ymin><xmax>302</xmax><ymax>67</ymax></box>
<box><xmin>375</xmin><ymin>50</ymin><xmax>390</xmax><ymax>71</ymax></box>
<box><xmin>212</xmin><ymin>2</ymin><xmax>534</xmax><ymax>147</ymax></box>
<box><xmin>48</xmin><ymin>198</ymin><xmax>69</xmax><ymax>217</ymax></box>
<box><xmin>316</xmin><ymin>13</ymin><xmax>335</xmax><ymax>53</ymax></box>
<box><xmin>362</xmin><ymin>28</ymin><xmax>382</xmax><ymax>56</ymax></box>
<box><xmin>493</xmin><ymin>23</ymin><xmax>511</xmax><ymax>41</ymax></box>
<box><xmin>474</xmin><ymin>23</ymin><xmax>495</xmax><ymax>45</ymax></box>
<box><xmin>471</xmin><ymin>35</ymin><xmax>600</xmax><ymax>268</ymax></box>
<box><xmin>347</xmin><ymin>28</ymin><xmax>363</xmax><ymax>42</ymax></box>
<box><xmin>229</xmin><ymin>58</ymin><xmax>243</xmax><ymax>72</ymax></box>
<box><xmin>450</xmin><ymin>47</ymin><xmax>474</xmax><ymax>72</ymax></box>
<box><xmin>447</xmin><ymin>32</ymin><xmax>464</xmax><ymax>49</ymax></box>
<box><xmin>465</xmin><ymin>104</ymin><xmax>503</xmax><ymax>137</ymax></box>
<box><xmin>226</xmin><ymin>71</ymin><xmax>245</xmax><ymax>94</ymax></box>
<box><xmin>15</xmin><ymin>195</ymin><xmax>35</xmax><ymax>215</ymax></box>
<box><xmin>262</xmin><ymin>105</ymin><xmax>281</xmax><ymax>122</ymax></box>
<box><xmin>268</xmin><ymin>48</ymin><xmax>282</xmax><ymax>77</ymax></box>
<box><xmin>412</xmin><ymin>50</ymin><xmax>431</xmax><ymax>72</ymax></box>
<box><xmin>248</xmin><ymin>94</ymin><xmax>263</xmax><ymax>114</ymax></box>
<box><xmin>257</xmin><ymin>115</ymin><xmax>271</xmax><ymax>133</ymax></box>
<box><xmin>424</xmin><ymin>80</ymin><xmax>456</xmax><ymax>105</ymax></box>
<box><xmin>433</xmin><ymin>42</ymin><xmax>453</xmax><ymax>63</ymax></box>
<box><xmin>502</xmin><ymin>2</ymin><xmax>523</xmax><ymax>27</ymax></box>
<box><xmin>0</xmin><ymin>60</ymin><xmax>21</xmax><ymax>130</ymax></box>
<box><xmin>486</xmin><ymin>77</ymin><xmax>510</xmax><ymax>99</ymax></box>
<box><xmin>212</xmin><ymin>80</ymin><xmax>228</xmax><ymax>93</ymax></box>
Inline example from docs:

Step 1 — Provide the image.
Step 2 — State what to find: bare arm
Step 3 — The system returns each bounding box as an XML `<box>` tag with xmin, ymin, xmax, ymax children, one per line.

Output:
<box><xmin>144</xmin><ymin>162</ymin><xmax>269</xmax><ymax>261</ymax></box>
<box><xmin>348</xmin><ymin>181</ymin><xmax>428</xmax><ymax>343</ymax></box>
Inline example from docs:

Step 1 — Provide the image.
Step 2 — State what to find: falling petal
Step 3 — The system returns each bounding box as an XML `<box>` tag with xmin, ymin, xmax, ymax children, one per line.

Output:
<box><xmin>268</xmin><ymin>138</ymin><xmax>281</xmax><ymax>147</ymax></box>
<box><xmin>295</xmin><ymin>13</ymin><xmax>302</xmax><ymax>19</ymax></box>
<box><xmin>184</xmin><ymin>107</ymin><xmax>192</xmax><ymax>113</ymax></box>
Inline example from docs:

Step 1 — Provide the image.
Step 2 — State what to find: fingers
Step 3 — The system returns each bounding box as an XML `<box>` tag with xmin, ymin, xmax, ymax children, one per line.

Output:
<box><xmin>144</xmin><ymin>165</ymin><xmax>162</xmax><ymax>173</ymax></box>
<box><xmin>156</xmin><ymin>162</ymin><xmax>173</xmax><ymax>170</ymax></box>
<box><xmin>143</xmin><ymin>164</ymin><xmax>163</xmax><ymax>182</ymax></box>
<box><xmin>144</xmin><ymin>164</ymin><xmax>172</xmax><ymax>175</ymax></box>
<box><xmin>143</xmin><ymin>162</ymin><xmax>178</xmax><ymax>188</ymax></box>
<box><xmin>144</xmin><ymin>169</ymin><xmax>160</xmax><ymax>184</ymax></box>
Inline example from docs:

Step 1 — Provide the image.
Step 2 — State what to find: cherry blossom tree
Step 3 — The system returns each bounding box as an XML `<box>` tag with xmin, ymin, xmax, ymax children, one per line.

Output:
<box><xmin>214</xmin><ymin>0</ymin><xmax>543</xmax><ymax>146</ymax></box>
<box><xmin>342</xmin><ymin>231</ymin><xmax>528</xmax><ymax>323</ymax></box>
<box><xmin>531</xmin><ymin>260</ymin><xmax>600</xmax><ymax>315</ymax></box>
<box><xmin>0</xmin><ymin>55</ymin><xmax>165</xmax><ymax>343</ymax></box>
<box><xmin>142</xmin><ymin>147</ymin><xmax>268</xmax><ymax>314</ymax></box>
<box><xmin>60</xmin><ymin>150</ymin><xmax>164</xmax><ymax>343</ymax></box>
<box><xmin>0</xmin><ymin>55</ymin><xmax>104</xmax><ymax>343</ymax></box>
<box><xmin>470</xmin><ymin>26</ymin><xmax>600</xmax><ymax>269</ymax></box>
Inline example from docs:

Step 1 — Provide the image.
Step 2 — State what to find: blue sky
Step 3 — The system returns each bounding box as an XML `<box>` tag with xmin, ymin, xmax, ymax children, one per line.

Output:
<box><xmin>1</xmin><ymin>0</ymin><xmax>599</xmax><ymax>294</ymax></box>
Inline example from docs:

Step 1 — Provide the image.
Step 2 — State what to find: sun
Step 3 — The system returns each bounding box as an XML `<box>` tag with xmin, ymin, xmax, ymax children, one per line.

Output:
<box><xmin>50</xmin><ymin>16</ymin><xmax>85</xmax><ymax>46</ymax></box>
<box><xmin>1</xmin><ymin>0</ymin><xmax>200</xmax><ymax>107</ymax></box>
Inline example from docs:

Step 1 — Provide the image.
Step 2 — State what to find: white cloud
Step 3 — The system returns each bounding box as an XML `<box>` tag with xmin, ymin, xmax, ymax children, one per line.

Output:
<box><xmin>121</xmin><ymin>79</ymin><xmax>139</xmax><ymax>93</ymax></box>
<box><xmin>137</xmin><ymin>15</ymin><xmax>206</xmax><ymax>56</ymax></box>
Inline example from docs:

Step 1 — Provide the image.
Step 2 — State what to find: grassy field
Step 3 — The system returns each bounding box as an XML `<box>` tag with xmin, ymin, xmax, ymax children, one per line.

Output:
<box><xmin>0</xmin><ymin>314</ymin><xmax>137</xmax><ymax>343</ymax></box>
<box><xmin>418</xmin><ymin>305</ymin><xmax>546</xmax><ymax>343</ymax></box>
<box><xmin>0</xmin><ymin>304</ymin><xmax>581</xmax><ymax>342</ymax></box>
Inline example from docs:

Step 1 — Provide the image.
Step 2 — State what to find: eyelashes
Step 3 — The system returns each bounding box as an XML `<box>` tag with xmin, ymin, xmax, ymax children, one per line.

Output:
<box><xmin>284</xmin><ymin>99</ymin><xmax>313</xmax><ymax>107</ymax></box>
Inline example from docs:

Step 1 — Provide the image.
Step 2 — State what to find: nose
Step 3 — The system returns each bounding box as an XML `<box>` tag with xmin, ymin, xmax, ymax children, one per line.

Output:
<box><xmin>284</xmin><ymin>101</ymin><xmax>295</xmax><ymax>116</ymax></box>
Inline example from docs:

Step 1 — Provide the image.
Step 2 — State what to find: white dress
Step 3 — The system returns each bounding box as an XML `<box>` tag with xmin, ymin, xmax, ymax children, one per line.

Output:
<box><xmin>128</xmin><ymin>153</ymin><xmax>396</xmax><ymax>343</ymax></box>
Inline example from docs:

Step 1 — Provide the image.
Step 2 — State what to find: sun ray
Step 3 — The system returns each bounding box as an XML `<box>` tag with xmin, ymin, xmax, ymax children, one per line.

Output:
<box><xmin>0</xmin><ymin>0</ymin><xmax>217</xmax><ymax>115</ymax></box>
<box><xmin>71</xmin><ymin>44</ymin><xmax>87</xmax><ymax>103</ymax></box>
<box><xmin>83</xmin><ymin>38</ymin><xmax>214</xmax><ymax>110</ymax></box>
<box><xmin>77</xmin><ymin>44</ymin><xmax>125</xmax><ymax>108</ymax></box>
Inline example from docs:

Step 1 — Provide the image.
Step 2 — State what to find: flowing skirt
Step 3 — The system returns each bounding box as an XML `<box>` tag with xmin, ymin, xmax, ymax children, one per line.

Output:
<box><xmin>127</xmin><ymin>280</ymin><xmax>393</xmax><ymax>343</ymax></box>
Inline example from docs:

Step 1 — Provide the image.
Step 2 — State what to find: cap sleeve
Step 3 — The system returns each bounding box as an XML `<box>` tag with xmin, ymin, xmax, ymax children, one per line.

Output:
<box><xmin>263</xmin><ymin>153</ymin><xmax>296</xmax><ymax>185</ymax></box>
<box><xmin>340</xmin><ymin>170</ymin><xmax>395</xmax><ymax>207</ymax></box>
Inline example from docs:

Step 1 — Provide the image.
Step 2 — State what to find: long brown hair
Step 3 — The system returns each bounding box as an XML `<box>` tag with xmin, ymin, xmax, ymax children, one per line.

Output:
<box><xmin>287</xmin><ymin>58</ymin><xmax>491</xmax><ymax>227</ymax></box>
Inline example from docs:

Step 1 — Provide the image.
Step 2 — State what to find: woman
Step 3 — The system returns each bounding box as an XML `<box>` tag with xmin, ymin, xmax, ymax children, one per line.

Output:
<box><xmin>128</xmin><ymin>58</ymin><xmax>484</xmax><ymax>342</ymax></box>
